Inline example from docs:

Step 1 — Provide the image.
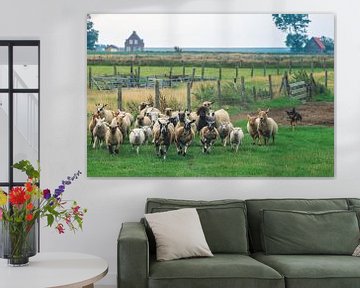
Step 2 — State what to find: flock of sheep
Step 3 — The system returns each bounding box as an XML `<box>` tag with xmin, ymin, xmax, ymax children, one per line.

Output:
<box><xmin>89</xmin><ymin>101</ymin><xmax>278</xmax><ymax>160</ymax></box>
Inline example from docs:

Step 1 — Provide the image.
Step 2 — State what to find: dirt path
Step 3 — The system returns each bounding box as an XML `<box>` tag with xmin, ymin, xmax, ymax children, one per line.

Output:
<box><xmin>232</xmin><ymin>102</ymin><xmax>334</xmax><ymax>127</ymax></box>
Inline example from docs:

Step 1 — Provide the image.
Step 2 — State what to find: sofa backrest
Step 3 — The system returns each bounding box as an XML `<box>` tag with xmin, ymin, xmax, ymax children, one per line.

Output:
<box><xmin>245</xmin><ymin>198</ymin><xmax>349</xmax><ymax>252</ymax></box>
<box><xmin>145</xmin><ymin>198</ymin><xmax>249</xmax><ymax>255</ymax></box>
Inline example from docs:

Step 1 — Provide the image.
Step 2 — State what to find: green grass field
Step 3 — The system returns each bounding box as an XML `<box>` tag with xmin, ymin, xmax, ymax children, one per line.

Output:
<box><xmin>87</xmin><ymin>125</ymin><xmax>334</xmax><ymax>177</ymax></box>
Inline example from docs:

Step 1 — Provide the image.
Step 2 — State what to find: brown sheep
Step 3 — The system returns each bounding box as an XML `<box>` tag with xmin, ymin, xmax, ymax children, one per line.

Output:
<box><xmin>175</xmin><ymin>120</ymin><xmax>196</xmax><ymax>156</ymax></box>
<box><xmin>200</xmin><ymin>120</ymin><xmax>219</xmax><ymax>154</ymax></box>
<box><xmin>257</xmin><ymin>108</ymin><xmax>278</xmax><ymax>145</ymax></box>
<box><xmin>105</xmin><ymin>118</ymin><xmax>123</xmax><ymax>155</ymax></box>
<box><xmin>247</xmin><ymin>115</ymin><xmax>260</xmax><ymax>145</ymax></box>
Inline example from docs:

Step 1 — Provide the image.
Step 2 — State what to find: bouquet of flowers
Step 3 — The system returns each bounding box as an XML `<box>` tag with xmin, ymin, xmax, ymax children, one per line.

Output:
<box><xmin>0</xmin><ymin>160</ymin><xmax>87</xmax><ymax>265</ymax></box>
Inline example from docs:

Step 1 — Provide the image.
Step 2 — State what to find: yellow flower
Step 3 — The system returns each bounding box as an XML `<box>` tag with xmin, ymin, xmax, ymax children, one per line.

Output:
<box><xmin>0</xmin><ymin>190</ymin><xmax>7</xmax><ymax>206</ymax></box>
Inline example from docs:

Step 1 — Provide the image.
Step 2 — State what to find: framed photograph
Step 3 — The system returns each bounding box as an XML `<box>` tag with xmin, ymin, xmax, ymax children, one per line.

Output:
<box><xmin>86</xmin><ymin>13</ymin><xmax>334</xmax><ymax>177</ymax></box>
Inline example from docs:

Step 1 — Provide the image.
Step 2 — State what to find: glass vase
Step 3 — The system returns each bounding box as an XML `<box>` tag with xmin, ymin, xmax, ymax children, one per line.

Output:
<box><xmin>0</xmin><ymin>220</ymin><xmax>37</xmax><ymax>266</ymax></box>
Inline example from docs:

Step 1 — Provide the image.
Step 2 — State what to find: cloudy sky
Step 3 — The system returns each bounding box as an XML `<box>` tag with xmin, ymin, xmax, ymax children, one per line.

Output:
<box><xmin>90</xmin><ymin>14</ymin><xmax>334</xmax><ymax>48</ymax></box>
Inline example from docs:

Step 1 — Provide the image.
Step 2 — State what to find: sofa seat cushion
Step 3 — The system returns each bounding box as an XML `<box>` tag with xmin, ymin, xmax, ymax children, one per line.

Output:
<box><xmin>149</xmin><ymin>254</ymin><xmax>284</xmax><ymax>288</ymax></box>
<box><xmin>252</xmin><ymin>252</ymin><xmax>360</xmax><ymax>288</ymax></box>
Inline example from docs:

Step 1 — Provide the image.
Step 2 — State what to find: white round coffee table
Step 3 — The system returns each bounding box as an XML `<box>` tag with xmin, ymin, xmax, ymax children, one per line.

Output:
<box><xmin>0</xmin><ymin>252</ymin><xmax>108</xmax><ymax>288</ymax></box>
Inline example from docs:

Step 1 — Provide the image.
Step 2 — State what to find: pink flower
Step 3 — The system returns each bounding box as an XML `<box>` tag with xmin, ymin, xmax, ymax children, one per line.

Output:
<box><xmin>0</xmin><ymin>208</ymin><xmax>3</xmax><ymax>220</ymax></box>
<box><xmin>56</xmin><ymin>223</ymin><xmax>65</xmax><ymax>234</ymax></box>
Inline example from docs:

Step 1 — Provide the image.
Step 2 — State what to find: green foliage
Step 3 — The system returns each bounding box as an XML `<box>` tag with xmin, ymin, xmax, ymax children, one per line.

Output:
<box><xmin>320</xmin><ymin>36</ymin><xmax>334</xmax><ymax>53</ymax></box>
<box><xmin>87</xmin><ymin>15</ymin><xmax>99</xmax><ymax>51</ymax></box>
<box><xmin>286</xmin><ymin>33</ymin><xmax>308</xmax><ymax>52</ymax></box>
<box><xmin>272</xmin><ymin>14</ymin><xmax>311</xmax><ymax>34</ymax></box>
<box><xmin>192</xmin><ymin>83</ymin><xmax>217</xmax><ymax>104</ymax></box>
<box><xmin>272</xmin><ymin>14</ymin><xmax>310</xmax><ymax>52</ymax></box>
<box><xmin>12</xmin><ymin>160</ymin><xmax>40</xmax><ymax>180</ymax></box>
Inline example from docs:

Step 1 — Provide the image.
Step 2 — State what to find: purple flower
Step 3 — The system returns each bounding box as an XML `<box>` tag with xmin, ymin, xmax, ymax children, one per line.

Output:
<box><xmin>43</xmin><ymin>189</ymin><xmax>51</xmax><ymax>200</ymax></box>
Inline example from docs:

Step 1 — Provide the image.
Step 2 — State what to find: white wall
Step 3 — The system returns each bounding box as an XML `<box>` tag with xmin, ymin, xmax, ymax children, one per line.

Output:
<box><xmin>1</xmin><ymin>0</ymin><xmax>360</xmax><ymax>286</ymax></box>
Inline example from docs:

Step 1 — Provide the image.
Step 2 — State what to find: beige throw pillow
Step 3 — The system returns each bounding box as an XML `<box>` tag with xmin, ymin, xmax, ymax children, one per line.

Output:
<box><xmin>145</xmin><ymin>208</ymin><xmax>213</xmax><ymax>261</ymax></box>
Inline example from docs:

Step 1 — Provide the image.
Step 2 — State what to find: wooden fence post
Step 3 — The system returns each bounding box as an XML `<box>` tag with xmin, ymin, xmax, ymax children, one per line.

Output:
<box><xmin>277</xmin><ymin>60</ymin><xmax>280</xmax><ymax>75</ymax></box>
<box><xmin>169</xmin><ymin>66</ymin><xmax>173</xmax><ymax>88</ymax></box>
<box><xmin>325</xmin><ymin>69</ymin><xmax>328</xmax><ymax>88</ymax></box>
<box><xmin>253</xmin><ymin>86</ymin><xmax>257</xmax><ymax>102</ymax></box>
<box><xmin>241</xmin><ymin>76</ymin><xmax>245</xmax><ymax>99</ymax></box>
<box><xmin>263</xmin><ymin>62</ymin><xmax>267</xmax><ymax>77</ymax></box>
<box><xmin>113</xmin><ymin>65</ymin><xmax>117</xmax><ymax>76</ymax></box>
<box><xmin>117</xmin><ymin>87</ymin><xmax>122</xmax><ymax>111</ymax></box>
<box><xmin>154</xmin><ymin>80</ymin><xmax>160</xmax><ymax>109</ymax></box>
<box><xmin>191</xmin><ymin>68</ymin><xmax>196</xmax><ymax>88</ymax></box>
<box><xmin>217</xmin><ymin>80</ymin><xmax>222</xmax><ymax>105</ymax></box>
<box><xmin>218</xmin><ymin>67</ymin><xmax>222</xmax><ymax>80</ymax></box>
<box><xmin>251</xmin><ymin>64</ymin><xmax>254</xmax><ymax>78</ymax></box>
<box><xmin>233</xmin><ymin>78</ymin><xmax>237</xmax><ymax>84</ymax></box>
<box><xmin>289</xmin><ymin>61</ymin><xmax>292</xmax><ymax>74</ymax></box>
<box><xmin>130</xmin><ymin>61</ymin><xmax>134</xmax><ymax>76</ymax></box>
<box><xmin>311</xmin><ymin>61</ymin><xmax>314</xmax><ymax>73</ymax></box>
<box><xmin>88</xmin><ymin>67</ymin><xmax>92</xmax><ymax>89</ymax></box>
<box><xmin>137</xmin><ymin>66</ymin><xmax>141</xmax><ymax>85</ymax></box>
<box><xmin>268</xmin><ymin>75</ymin><xmax>273</xmax><ymax>99</ymax></box>
<box><xmin>235</xmin><ymin>65</ymin><xmax>239</xmax><ymax>79</ymax></box>
<box><xmin>201</xmin><ymin>64</ymin><xmax>205</xmax><ymax>81</ymax></box>
<box><xmin>187</xmin><ymin>82</ymin><xmax>192</xmax><ymax>111</ymax></box>
<box><xmin>182</xmin><ymin>64</ymin><xmax>186</xmax><ymax>78</ymax></box>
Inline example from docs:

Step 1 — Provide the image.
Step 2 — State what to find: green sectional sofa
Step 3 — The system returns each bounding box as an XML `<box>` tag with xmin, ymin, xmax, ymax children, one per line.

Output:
<box><xmin>118</xmin><ymin>198</ymin><xmax>360</xmax><ymax>288</ymax></box>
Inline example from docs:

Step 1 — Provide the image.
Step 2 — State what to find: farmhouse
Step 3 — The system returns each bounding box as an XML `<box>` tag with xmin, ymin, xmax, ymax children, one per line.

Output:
<box><xmin>305</xmin><ymin>37</ymin><xmax>325</xmax><ymax>54</ymax></box>
<box><xmin>105</xmin><ymin>45</ymin><xmax>120</xmax><ymax>52</ymax></box>
<box><xmin>124</xmin><ymin>31</ymin><xmax>144</xmax><ymax>52</ymax></box>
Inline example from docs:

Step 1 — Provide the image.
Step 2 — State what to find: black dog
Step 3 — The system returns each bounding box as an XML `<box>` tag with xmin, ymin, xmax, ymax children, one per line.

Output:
<box><xmin>286</xmin><ymin>108</ymin><xmax>302</xmax><ymax>129</ymax></box>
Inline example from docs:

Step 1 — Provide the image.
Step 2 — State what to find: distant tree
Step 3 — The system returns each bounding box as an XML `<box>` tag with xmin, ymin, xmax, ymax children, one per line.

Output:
<box><xmin>320</xmin><ymin>36</ymin><xmax>334</xmax><ymax>53</ymax></box>
<box><xmin>272</xmin><ymin>14</ymin><xmax>311</xmax><ymax>52</ymax></box>
<box><xmin>87</xmin><ymin>15</ymin><xmax>99</xmax><ymax>51</ymax></box>
<box><xmin>174</xmin><ymin>46</ymin><xmax>183</xmax><ymax>53</ymax></box>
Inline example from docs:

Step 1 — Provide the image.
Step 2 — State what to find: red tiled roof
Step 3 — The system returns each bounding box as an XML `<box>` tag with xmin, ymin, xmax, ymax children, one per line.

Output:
<box><xmin>312</xmin><ymin>37</ymin><xmax>325</xmax><ymax>50</ymax></box>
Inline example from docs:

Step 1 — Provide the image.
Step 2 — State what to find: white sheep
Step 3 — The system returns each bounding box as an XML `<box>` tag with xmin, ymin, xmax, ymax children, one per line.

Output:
<box><xmin>247</xmin><ymin>115</ymin><xmax>260</xmax><ymax>145</ymax></box>
<box><xmin>214</xmin><ymin>109</ymin><xmax>230</xmax><ymax>129</ymax></box>
<box><xmin>129</xmin><ymin>128</ymin><xmax>146</xmax><ymax>155</ymax></box>
<box><xmin>257</xmin><ymin>108</ymin><xmax>278</xmax><ymax>145</ymax></box>
<box><xmin>92</xmin><ymin>117</ymin><xmax>109</xmax><ymax>149</ymax></box>
<box><xmin>229</xmin><ymin>127</ymin><xmax>244</xmax><ymax>152</ymax></box>
<box><xmin>105</xmin><ymin>118</ymin><xmax>123</xmax><ymax>155</ymax></box>
<box><xmin>217</xmin><ymin>122</ymin><xmax>234</xmax><ymax>147</ymax></box>
<box><xmin>89</xmin><ymin>113</ymin><xmax>99</xmax><ymax>144</ymax></box>
<box><xmin>141</xmin><ymin>126</ymin><xmax>153</xmax><ymax>145</ymax></box>
<box><xmin>135</xmin><ymin>114</ymin><xmax>152</xmax><ymax>128</ymax></box>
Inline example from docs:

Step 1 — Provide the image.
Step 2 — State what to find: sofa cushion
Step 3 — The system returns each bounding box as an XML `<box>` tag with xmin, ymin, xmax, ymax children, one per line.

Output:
<box><xmin>261</xmin><ymin>209</ymin><xmax>359</xmax><ymax>255</ymax></box>
<box><xmin>149</xmin><ymin>254</ymin><xmax>284</xmax><ymax>288</ymax></box>
<box><xmin>246</xmin><ymin>198</ymin><xmax>349</xmax><ymax>252</ymax></box>
<box><xmin>146</xmin><ymin>198</ymin><xmax>249</xmax><ymax>254</ymax></box>
<box><xmin>145</xmin><ymin>208</ymin><xmax>213</xmax><ymax>261</ymax></box>
<box><xmin>252</xmin><ymin>252</ymin><xmax>360</xmax><ymax>288</ymax></box>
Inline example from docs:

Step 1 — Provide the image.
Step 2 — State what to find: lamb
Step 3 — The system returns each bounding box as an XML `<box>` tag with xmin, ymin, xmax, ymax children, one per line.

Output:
<box><xmin>247</xmin><ymin>115</ymin><xmax>260</xmax><ymax>145</ymax></box>
<box><xmin>257</xmin><ymin>108</ymin><xmax>278</xmax><ymax>145</ymax></box>
<box><xmin>105</xmin><ymin>118</ymin><xmax>123</xmax><ymax>155</ymax></box>
<box><xmin>129</xmin><ymin>128</ymin><xmax>146</xmax><ymax>155</ymax></box>
<box><xmin>153</xmin><ymin>120</ymin><xmax>175</xmax><ymax>160</ymax></box>
<box><xmin>229</xmin><ymin>127</ymin><xmax>244</xmax><ymax>152</ymax></box>
<box><xmin>200</xmin><ymin>120</ymin><xmax>219</xmax><ymax>154</ymax></box>
<box><xmin>175</xmin><ymin>119</ymin><xmax>196</xmax><ymax>156</ymax></box>
<box><xmin>134</xmin><ymin>115</ymin><xmax>152</xmax><ymax>128</ymax></box>
<box><xmin>95</xmin><ymin>103</ymin><xmax>114</xmax><ymax>124</ymax></box>
<box><xmin>92</xmin><ymin>117</ymin><xmax>109</xmax><ymax>149</ymax></box>
<box><xmin>89</xmin><ymin>113</ymin><xmax>99</xmax><ymax>144</ymax></box>
<box><xmin>141</xmin><ymin>126</ymin><xmax>153</xmax><ymax>145</ymax></box>
<box><xmin>217</xmin><ymin>122</ymin><xmax>234</xmax><ymax>147</ymax></box>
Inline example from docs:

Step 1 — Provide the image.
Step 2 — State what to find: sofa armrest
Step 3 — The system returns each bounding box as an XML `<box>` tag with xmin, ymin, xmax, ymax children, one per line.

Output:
<box><xmin>118</xmin><ymin>222</ymin><xmax>149</xmax><ymax>288</ymax></box>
